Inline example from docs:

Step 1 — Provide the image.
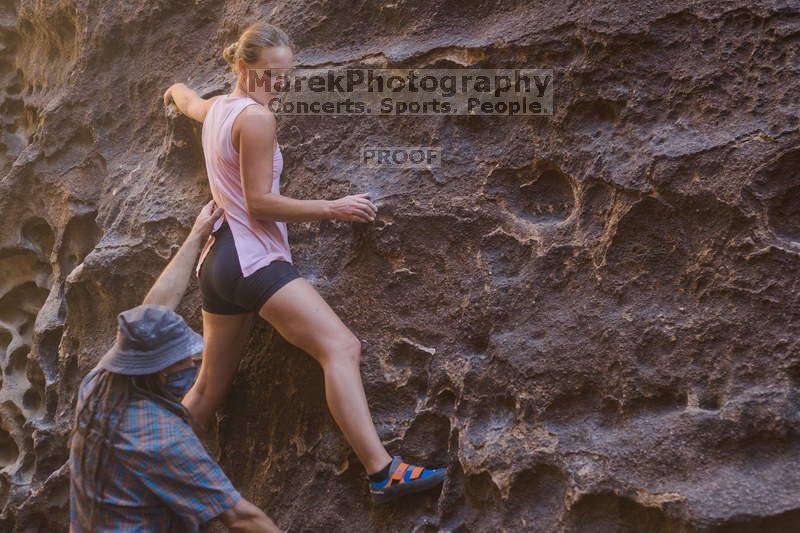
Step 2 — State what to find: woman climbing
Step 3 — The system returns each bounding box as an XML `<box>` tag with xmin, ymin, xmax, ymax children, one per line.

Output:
<box><xmin>163</xmin><ymin>22</ymin><xmax>446</xmax><ymax>504</ymax></box>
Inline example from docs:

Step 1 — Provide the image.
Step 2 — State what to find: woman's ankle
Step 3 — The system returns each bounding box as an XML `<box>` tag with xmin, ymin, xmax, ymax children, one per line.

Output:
<box><xmin>364</xmin><ymin>451</ymin><xmax>393</xmax><ymax>476</ymax></box>
<box><xmin>367</xmin><ymin>460</ymin><xmax>392</xmax><ymax>482</ymax></box>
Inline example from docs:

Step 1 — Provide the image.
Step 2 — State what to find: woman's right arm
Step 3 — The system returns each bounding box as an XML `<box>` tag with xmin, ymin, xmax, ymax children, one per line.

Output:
<box><xmin>238</xmin><ymin>108</ymin><xmax>377</xmax><ymax>224</ymax></box>
<box><xmin>164</xmin><ymin>83</ymin><xmax>217</xmax><ymax>123</ymax></box>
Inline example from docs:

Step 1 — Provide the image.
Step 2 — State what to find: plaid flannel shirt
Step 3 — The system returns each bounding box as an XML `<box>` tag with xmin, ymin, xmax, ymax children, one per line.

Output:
<box><xmin>69</xmin><ymin>366</ymin><xmax>241</xmax><ymax>532</ymax></box>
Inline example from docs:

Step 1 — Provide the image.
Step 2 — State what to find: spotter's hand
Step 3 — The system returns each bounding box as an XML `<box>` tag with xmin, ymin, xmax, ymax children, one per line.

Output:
<box><xmin>191</xmin><ymin>200</ymin><xmax>224</xmax><ymax>237</ymax></box>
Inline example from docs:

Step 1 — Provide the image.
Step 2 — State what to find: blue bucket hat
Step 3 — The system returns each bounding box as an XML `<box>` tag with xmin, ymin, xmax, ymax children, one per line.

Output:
<box><xmin>98</xmin><ymin>304</ymin><xmax>203</xmax><ymax>375</ymax></box>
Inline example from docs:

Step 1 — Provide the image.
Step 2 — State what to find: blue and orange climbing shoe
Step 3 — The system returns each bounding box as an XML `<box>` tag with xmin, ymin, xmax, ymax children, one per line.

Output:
<box><xmin>368</xmin><ymin>456</ymin><xmax>447</xmax><ymax>504</ymax></box>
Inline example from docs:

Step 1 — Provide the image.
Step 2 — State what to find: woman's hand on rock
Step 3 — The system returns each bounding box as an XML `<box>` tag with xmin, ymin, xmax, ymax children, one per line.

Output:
<box><xmin>328</xmin><ymin>193</ymin><xmax>377</xmax><ymax>223</ymax></box>
<box><xmin>163</xmin><ymin>83</ymin><xmax>184</xmax><ymax>108</ymax></box>
<box><xmin>163</xmin><ymin>85</ymin><xmax>174</xmax><ymax>107</ymax></box>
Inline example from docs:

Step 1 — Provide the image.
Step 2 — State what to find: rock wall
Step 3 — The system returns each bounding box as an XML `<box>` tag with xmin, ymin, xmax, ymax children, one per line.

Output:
<box><xmin>1</xmin><ymin>0</ymin><xmax>799</xmax><ymax>531</ymax></box>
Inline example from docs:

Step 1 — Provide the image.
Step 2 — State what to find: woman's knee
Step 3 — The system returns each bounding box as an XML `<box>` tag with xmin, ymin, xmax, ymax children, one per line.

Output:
<box><xmin>317</xmin><ymin>333</ymin><xmax>362</xmax><ymax>368</ymax></box>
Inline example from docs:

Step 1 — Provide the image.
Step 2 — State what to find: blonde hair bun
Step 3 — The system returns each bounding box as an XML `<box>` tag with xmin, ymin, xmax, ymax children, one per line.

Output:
<box><xmin>222</xmin><ymin>23</ymin><xmax>292</xmax><ymax>73</ymax></box>
<box><xmin>223</xmin><ymin>42</ymin><xmax>239</xmax><ymax>65</ymax></box>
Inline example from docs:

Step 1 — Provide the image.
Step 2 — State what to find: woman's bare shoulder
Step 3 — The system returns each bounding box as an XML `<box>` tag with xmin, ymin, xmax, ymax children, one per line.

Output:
<box><xmin>236</xmin><ymin>104</ymin><xmax>276</xmax><ymax>132</ymax></box>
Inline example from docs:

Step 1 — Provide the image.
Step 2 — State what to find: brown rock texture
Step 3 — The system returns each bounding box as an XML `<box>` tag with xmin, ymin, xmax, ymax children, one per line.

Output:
<box><xmin>1</xmin><ymin>0</ymin><xmax>799</xmax><ymax>531</ymax></box>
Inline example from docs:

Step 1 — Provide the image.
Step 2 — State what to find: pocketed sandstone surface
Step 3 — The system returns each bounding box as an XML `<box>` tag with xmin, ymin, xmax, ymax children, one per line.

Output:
<box><xmin>0</xmin><ymin>1</ymin><xmax>798</xmax><ymax>531</ymax></box>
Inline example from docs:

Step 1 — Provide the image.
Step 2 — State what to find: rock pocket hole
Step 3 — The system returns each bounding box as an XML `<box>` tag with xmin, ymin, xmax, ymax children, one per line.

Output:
<box><xmin>768</xmin><ymin>185</ymin><xmax>800</xmax><ymax>243</ymax></box>
<box><xmin>479</xmin><ymin>230</ymin><xmax>530</xmax><ymax>284</ymax></box>
<box><xmin>0</xmin><ymin>476</ymin><xmax>8</xmax><ymax>509</ymax></box>
<box><xmin>487</xmin><ymin>161</ymin><xmax>575</xmax><ymax>224</ymax></box>
<box><xmin>21</xmin><ymin>217</ymin><xmax>54</xmax><ymax>259</ymax></box>
<box><xmin>58</xmin><ymin>212</ymin><xmax>102</xmax><ymax>276</ymax></box>
<box><xmin>22</xmin><ymin>388</ymin><xmax>41</xmax><ymax>412</ymax></box>
<box><xmin>36</xmin><ymin>327</ymin><xmax>62</xmax><ymax>380</ymax></box>
<box><xmin>519</xmin><ymin>163</ymin><xmax>575</xmax><ymax>223</ymax></box>
<box><xmin>698</xmin><ymin>391</ymin><xmax>722</xmax><ymax>411</ymax></box>
<box><xmin>24</xmin><ymin>356</ymin><xmax>45</xmax><ymax>413</ymax></box>
<box><xmin>0</xmin><ymin>426</ymin><xmax>18</xmax><ymax>466</ymax></box>
<box><xmin>467</xmin><ymin>396</ymin><xmax>517</xmax><ymax>441</ymax></box>
<box><xmin>465</xmin><ymin>471</ymin><xmax>503</xmax><ymax>506</ymax></box>
<box><xmin>0</xmin><ymin>328</ymin><xmax>10</xmax><ymax>354</ymax></box>
<box><xmin>505</xmin><ymin>465</ymin><xmax>567</xmax><ymax>530</ymax></box>
<box><xmin>563</xmin><ymin>98</ymin><xmax>624</xmax><ymax>133</ymax></box>
<box><xmin>6</xmin><ymin>346</ymin><xmax>28</xmax><ymax>375</ymax></box>
<box><xmin>401</xmin><ymin>413</ymin><xmax>451</xmax><ymax>463</ymax></box>
<box><xmin>566</xmin><ymin>492</ymin><xmax>686</xmax><ymax>532</ymax></box>
<box><xmin>19</xmin><ymin>451</ymin><xmax>34</xmax><ymax>480</ymax></box>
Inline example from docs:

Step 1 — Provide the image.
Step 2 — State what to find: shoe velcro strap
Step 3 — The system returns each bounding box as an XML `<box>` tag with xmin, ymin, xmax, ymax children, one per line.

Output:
<box><xmin>386</xmin><ymin>462</ymin><xmax>410</xmax><ymax>487</ymax></box>
<box><xmin>410</xmin><ymin>466</ymin><xmax>424</xmax><ymax>480</ymax></box>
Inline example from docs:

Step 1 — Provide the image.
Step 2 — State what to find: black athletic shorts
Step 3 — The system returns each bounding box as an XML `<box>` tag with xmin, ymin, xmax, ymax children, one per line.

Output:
<box><xmin>199</xmin><ymin>220</ymin><xmax>301</xmax><ymax>314</ymax></box>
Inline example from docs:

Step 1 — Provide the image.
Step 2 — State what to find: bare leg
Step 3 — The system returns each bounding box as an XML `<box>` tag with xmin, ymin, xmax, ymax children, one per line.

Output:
<box><xmin>182</xmin><ymin>310</ymin><xmax>254</xmax><ymax>432</ymax></box>
<box><xmin>259</xmin><ymin>277</ymin><xmax>392</xmax><ymax>474</ymax></box>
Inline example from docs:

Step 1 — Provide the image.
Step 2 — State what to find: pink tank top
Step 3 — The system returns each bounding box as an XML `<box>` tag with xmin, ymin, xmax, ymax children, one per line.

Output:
<box><xmin>195</xmin><ymin>95</ymin><xmax>292</xmax><ymax>278</ymax></box>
